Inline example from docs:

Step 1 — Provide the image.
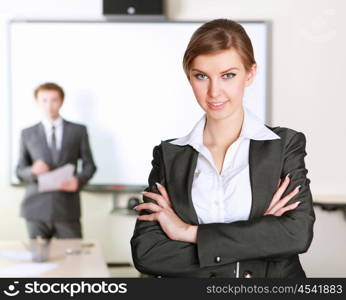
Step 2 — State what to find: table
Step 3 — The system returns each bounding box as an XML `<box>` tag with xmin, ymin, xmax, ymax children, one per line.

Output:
<box><xmin>0</xmin><ymin>239</ymin><xmax>109</xmax><ymax>277</ymax></box>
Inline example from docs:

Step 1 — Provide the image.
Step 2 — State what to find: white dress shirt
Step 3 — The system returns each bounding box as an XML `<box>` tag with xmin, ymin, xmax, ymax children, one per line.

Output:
<box><xmin>41</xmin><ymin>117</ymin><xmax>64</xmax><ymax>151</ymax></box>
<box><xmin>170</xmin><ymin>106</ymin><xmax>280</xmax><ymax>225</ymax></box>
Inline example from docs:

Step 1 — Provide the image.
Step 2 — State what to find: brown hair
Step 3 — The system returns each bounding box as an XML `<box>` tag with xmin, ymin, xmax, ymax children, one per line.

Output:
<box><xmin>183</xmin><ymin>19</ymin><xmax>256</xmax><ymax>78</ymax></box>
<box><xmin>34</xmin><ymin>82</ymin><xmax>65</xmax><ymax>100</ymax></box>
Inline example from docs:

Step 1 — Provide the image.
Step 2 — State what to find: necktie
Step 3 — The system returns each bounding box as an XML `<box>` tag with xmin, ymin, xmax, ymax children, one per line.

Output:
<box><xmin>51</xmin><ymin>125</ymin><xmax>59</xmax><ymax>165</ymax></box>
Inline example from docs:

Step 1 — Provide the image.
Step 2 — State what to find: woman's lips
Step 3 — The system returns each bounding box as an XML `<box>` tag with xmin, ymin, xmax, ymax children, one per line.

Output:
<box><xmin>207</xmin><ymin>100</ymin><xmax>230</xmax><ymax>110</ymax></box>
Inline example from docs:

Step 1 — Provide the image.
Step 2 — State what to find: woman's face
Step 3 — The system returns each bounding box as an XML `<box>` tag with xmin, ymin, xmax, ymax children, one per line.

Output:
<box><xmin>189</xmin><ymin>48</ymin><xmax>256</xmax><ymax>121</ymax></box>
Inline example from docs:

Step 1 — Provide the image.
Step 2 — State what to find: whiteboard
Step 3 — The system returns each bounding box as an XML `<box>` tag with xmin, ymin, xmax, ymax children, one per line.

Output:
<box><xmin>9</xmin><ymin>21</ymin><xmax>269</xmax><ymax>186</ymax></box>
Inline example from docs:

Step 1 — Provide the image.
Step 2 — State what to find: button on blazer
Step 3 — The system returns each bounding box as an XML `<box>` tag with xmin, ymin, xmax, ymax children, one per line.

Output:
<box><xmin>131</xmin><ymin>126</ymin><xmax>315</xmax><ymax>278</ymax></box>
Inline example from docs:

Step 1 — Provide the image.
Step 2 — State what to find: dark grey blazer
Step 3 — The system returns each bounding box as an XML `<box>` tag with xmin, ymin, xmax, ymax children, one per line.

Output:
<box><xmin>16</xmin><ymin>120</ymin><xmax>97</xmax><ymax>222</ymax></box>
<box><xmin>131</xmin><ymin>126</ymin><xmax>315</xmax><ymax>278</ymax></box>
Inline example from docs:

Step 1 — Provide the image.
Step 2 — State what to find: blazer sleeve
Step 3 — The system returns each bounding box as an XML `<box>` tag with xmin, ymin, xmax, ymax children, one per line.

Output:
<box><xmin>75</xmin><ymin>126</ymin><xmax>97</xmax><ymax>188</ymax></box>
<box><xmin>196</xmin><ymin>131</ymin><xmax>316</xmax><ymax>268</ymax></box>
<box><xmin>16</xmin><ymin>130</ymin><xmax>36</xmax><ymax>183</ymax></box>
<box><xmin>131</xmin><ymin>144</ymin><xmax>231</xmax><ymax>276</ymax></box>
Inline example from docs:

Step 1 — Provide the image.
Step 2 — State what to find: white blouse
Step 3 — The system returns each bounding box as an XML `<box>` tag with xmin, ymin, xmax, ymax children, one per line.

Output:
<box><xmin>170</xmin><ymin>106</ymin><xmax>280</xmax><ymax>225</ymax></box>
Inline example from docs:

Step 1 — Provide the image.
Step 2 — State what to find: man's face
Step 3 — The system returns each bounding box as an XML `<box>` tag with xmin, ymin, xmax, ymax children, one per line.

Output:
<box><xmin>36</xmin><ymin>89</ymin><xmax>63</xmax><ymax>120</ymax></box>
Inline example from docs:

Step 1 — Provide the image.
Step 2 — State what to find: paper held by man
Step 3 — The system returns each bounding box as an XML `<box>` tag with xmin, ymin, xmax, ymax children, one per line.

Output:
<box><xmin>38</xmin><ymin>164</ymin><xmax>75</xmax><ymax>192</ymax></box>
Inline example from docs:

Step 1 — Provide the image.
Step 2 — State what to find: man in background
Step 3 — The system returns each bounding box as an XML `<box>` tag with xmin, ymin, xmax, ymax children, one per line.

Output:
<box><xmin>16</xmin><ymin>82</ymin><xmax>97</xmax><ymax>239</ymax></box>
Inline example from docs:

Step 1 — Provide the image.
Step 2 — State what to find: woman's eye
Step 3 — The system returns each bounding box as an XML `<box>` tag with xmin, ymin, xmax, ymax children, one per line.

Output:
<box><xmin>222</xmin><ymin>73</ymin><xmax>236</xmax><ymax>79</ymax></box>
<box><xmin>194</xmin><ymin>73</ymin><xmax>208</xmax><ymax>80</ymax></box>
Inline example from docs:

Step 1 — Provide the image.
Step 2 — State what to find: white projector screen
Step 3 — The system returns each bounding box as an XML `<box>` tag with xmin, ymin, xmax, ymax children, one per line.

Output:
<box><xmin>9</xmin><ymin>21</ymin><xmax>269</xmax><ymax>186</ymax></box>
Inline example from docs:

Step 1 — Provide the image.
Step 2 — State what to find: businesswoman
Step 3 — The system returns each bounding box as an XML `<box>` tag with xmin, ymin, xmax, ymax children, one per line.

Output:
<box><xmin>131</xmin><ymin>19</ymin><xmax>315</xmax><ymax>278</ymax></box>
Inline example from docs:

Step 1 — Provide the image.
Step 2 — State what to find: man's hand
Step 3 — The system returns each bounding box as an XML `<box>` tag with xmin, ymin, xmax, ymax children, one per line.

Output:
<box><xmin>31</xmin><ymin>160</ymin><xmax>50</xmax><ymax>176</ymax></box>
<box><xmin>59</xmin><ymin>176</ymin><xmax>79</xmax><ymax>192</ymax></box>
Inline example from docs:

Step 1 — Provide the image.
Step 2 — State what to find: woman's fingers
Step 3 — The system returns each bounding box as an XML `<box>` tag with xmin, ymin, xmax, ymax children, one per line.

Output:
<box><xmin>268</xmin><ymin>186</ymin><xmax>300</xmax><ymax>214</ymax></box>
<box><xmin>265</xmin><ymin>178</ymin><xmax>281</xmax><ymax>211</ymax></box>
<box><xmin>266</xmin><ymin>175</ymin><xmax>290</xmax><ymax>212</ymax></box>
<box><xmin>137</xmin><ymin>213</ymin><xmax>158</xmax><ymax>222</ymax></box>
<box><xmin>140</xmin><ymin>183</ymin><xmax>172</xmax><ymax>208</ymax></box>
<box><xmin>274</xmin><ymin>201</ymin><xmax>301</xmax><ymax>216</ymax></box>
<box><xmin>155</xmin><ymin>182</ymin><xmax>172</xmax><ymax>207</ymax></box>
<box><xmin>142</xmin><ymin>191</ymin><xmax>169</xmax><ymax>208</ymax></box>
<box><xmin>266</xmin><ymin>185</ymin><xmax>300</xmax><ymax>215</ymax></box>
<box><xmin>134</xmin><ymin>202</ymin><xmax>161</xmax><ymax>213</ymax></box>
<box><xmin>272</xmin><ymin>174</ymin><xmax>290</xmax><ymax>201</ymax></box>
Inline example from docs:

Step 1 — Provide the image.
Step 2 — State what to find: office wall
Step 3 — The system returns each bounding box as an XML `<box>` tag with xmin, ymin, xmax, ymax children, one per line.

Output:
<box><xmin>0</xmin><ymin>0</ymin><xmax>345</xmax><ymax>268</ymax></box>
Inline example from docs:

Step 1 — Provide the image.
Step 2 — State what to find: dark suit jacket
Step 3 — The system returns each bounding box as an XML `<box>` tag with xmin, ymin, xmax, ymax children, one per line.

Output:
<box><xmin>16</xmin><ymin>120</ymin><xmax>97</xmax><ymax>222</ymax></box>
<box><xmin>131</xmin><ymin>126</ymin><xmax>315</xmax><ymax>278</ymax></box>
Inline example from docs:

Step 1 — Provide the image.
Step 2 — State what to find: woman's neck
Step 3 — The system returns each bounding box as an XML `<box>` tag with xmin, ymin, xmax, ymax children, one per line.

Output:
<box><xmin>203</xmin><ymin>106</ymin><xmax>244</xmax><ymax>148</ymax></box>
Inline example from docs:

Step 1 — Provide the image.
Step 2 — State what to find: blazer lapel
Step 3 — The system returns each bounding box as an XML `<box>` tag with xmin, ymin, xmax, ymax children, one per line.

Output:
<box><xmin>37</xmin><ymin>123</ymin><xmax>53</xmax><ymax>167</ymax></box>
<box><xmin>161</xmin><ymin>142</ymin><xmax>199</xmax><ymax>225</ymax></box>
<box><xmin>248</xmin><ymin>139</ymin><xmax>283</xmax><ymax>219</ymax></box>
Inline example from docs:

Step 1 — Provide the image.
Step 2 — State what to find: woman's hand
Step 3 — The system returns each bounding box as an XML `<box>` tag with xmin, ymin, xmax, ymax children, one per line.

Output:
<box><xmin>264</xmin><ymin>174</ymin><xmax>301</xmax><ymax>216</ymax></box>
<box><xmin>134</xmin><ymin>183</ymin><xmax>197</xmax><ymax>243</ymax></box>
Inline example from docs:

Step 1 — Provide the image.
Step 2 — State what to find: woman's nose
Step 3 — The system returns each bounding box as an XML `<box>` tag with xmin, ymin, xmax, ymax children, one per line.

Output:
<box><xmin>208</xmin><ymin>79</ymin><xmax>221</xmax><ymax>98</ymax></box>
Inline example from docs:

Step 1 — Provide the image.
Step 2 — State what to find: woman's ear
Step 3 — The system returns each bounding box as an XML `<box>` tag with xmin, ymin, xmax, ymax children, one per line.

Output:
<box><xmin>245</xmin><ymin>63</ymin><xmax>257</xmax><ymax>87</ymax></box>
